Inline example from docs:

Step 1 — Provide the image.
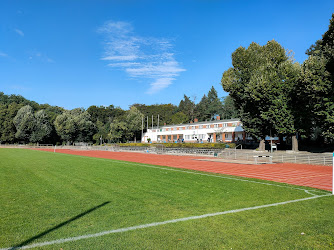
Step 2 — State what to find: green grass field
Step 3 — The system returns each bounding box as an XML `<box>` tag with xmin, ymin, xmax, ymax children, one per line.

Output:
<box><xmin>0</xmin><ymin>148</ymin><xmax>333</xmax><ymax>249</ymax></box>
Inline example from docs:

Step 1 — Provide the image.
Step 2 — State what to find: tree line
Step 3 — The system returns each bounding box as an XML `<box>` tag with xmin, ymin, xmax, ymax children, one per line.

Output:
<box><xmin>0</xmin><ymin>86</ymin><xmax>237</xmax><ymax>145</ymax></box>
<box><xmin>221</xmin><ymin>14</ymin><xmax>334</xmax><ymax>151</ymax></box>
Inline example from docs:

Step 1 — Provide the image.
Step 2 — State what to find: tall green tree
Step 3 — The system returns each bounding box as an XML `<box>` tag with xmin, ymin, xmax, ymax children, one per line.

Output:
<box><xmin>170</xmin><ymin>111</ymin><xmax>188</xmax><ymax>124</ymax></box>
<box><xmin>54</xmin><ymin>108</ymin><xmax>96</xmax><ymax>144</ymax></box>
<box><xmin>207</xmin><ymin>86</ymin><xmax>223</xmax><ymax>119</ymax></box>
<box><xmin>133</xmin><ymin>103</ymin><xmax>177</xmax><ymax>128</ymax></box>
<box><xmin>87</xmin><ymin>105</ymin><xmax>118</xmax><ymax>124</ymax></box>
<box><xmin>125</xmin><ymin>106</ymin><xmax>143</xmax><ymax>141</ymax></box>
<box><xmin>302</xmin><ymin>14</ymin><xmax>334</xmax><ymax>141</ymax></box>
<box><xmin>195</xmin><ymin>94</ymin><xmax>209</xmax><ymax>121</ymax></box>
<box><xmin>108</xmin><ymin>107</ymin><xmax>143</xmax><ymax>142</ymax></box>
<box><xmin>30</xmin><ymin>110</ymin><xmax>52</xmax><ymax>143</ymax></box>
<box><xmin>221</xmin><ymin>40</ymin><xmax>300</xmax><ymax>151</ymax></box>
<box><xmin>13</xmin><ymin>105</ymin><xmax>52</xmax><ymax>143</ymax></box>
<box><xmin>109</xmin><ymin>119</ymin><xmax>127</xmax><ymax>143</ymax></box>
<box><xmin>221</xmin><ymin>95</ymin><xmax>239</xmax><ymax>119</ymax></box>
<box><xmin>0</xmin><ymin>103</ymin><xmax>24</xmax><ymax>143</ymax></box>
<box><xmin>13</xmin><ymin>105</ymin><xmax>36</xmax><ymax>142</ymax></box>
<box><xmin>178</xmin><ymin>95</ymin><xmax>195</xmax><ymax>122</ymax></box>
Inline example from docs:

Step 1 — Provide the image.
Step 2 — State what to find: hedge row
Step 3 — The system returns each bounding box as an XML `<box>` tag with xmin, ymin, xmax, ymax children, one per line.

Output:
<box><xmin>116</xmin><ymin>142</ymin><xmax>235</xmax><ymax>149</ymax></box>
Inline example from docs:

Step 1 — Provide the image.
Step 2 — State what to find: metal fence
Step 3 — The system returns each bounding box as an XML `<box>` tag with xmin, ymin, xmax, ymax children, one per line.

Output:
<box><xmin>1</xmin><ymin>144</ymin><xmax>331</xmax><ymax>165</ymax></box>
<box><xmin>219</xmin><ymin>149</ymin><xmax>332</xmax><ymax>166</ymax></box>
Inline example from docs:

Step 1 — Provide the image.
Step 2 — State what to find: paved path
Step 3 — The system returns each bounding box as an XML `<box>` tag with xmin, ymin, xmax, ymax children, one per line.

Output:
<box><xmin>33</xmin><ymin>148</ymin><xmax>333</xmax><ymax>192</ymax></box>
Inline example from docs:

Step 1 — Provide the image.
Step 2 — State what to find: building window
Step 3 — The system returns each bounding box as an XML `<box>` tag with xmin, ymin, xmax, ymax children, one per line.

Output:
<box><xmin>214</xmin><ymin>124</ymin><xmax>219</xmax><ymax>128</ymax></box>
<box><xmin>225</xmin><ymin>134</ymin><xmax>229</xmax><ymax>138</ymax></box>
<box><xmin>223</xmin><ymin>123</ymin><xmax>227</xmax><ymax>127</ymax></box>
<box><xmin>199</xmin><ymin>125</ymin><xmax>203</xmax><ymax>129</ymax></box>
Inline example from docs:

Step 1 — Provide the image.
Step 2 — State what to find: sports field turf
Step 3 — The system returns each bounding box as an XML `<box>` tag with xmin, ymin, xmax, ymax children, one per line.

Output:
<box><xmin>0</xmin><ymin>148</ymin><xmax>333</xmax><ymax>249</ymax></box>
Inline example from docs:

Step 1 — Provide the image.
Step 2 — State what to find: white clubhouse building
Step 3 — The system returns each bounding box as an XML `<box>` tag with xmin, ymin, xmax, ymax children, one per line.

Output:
<box><xmin>142</xmin><ymin>117</ymin><xmax>250</xmax><ymax>143</ymax></box>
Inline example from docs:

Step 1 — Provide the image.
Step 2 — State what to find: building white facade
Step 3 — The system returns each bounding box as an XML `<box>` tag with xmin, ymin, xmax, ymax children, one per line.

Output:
<box><xmin>142</xmin><ymin>118</ymin><xmax>250</xmax><ymax>143</ymax></box>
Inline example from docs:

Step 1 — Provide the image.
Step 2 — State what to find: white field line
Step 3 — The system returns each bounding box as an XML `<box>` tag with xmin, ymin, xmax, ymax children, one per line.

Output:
<box><xmin>2</xmin><ymin>194</ymin><xmax>331</xmax><ymax>250</ymax></box>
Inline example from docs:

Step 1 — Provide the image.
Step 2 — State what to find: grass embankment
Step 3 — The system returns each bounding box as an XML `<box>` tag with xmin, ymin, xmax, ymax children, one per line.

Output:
<box><xmin>0</xmin><ymin>148</ymin><xmax>333</xmax><ymax>249</ymax></box>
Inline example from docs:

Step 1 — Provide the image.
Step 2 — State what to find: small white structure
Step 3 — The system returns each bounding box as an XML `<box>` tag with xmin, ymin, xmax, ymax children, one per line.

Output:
<box><xmin>142</xmin><ymin>117</ymin><xmax>251</xmax><ymax>143</ymax></box>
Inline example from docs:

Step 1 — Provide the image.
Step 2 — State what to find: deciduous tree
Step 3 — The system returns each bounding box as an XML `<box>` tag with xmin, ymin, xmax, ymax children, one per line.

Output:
<box><xmin>221</xmin><ymin>40</ymin><xmax>300</xmax><ymax>151</ymax></box>
<box><xmin>54</xmin><ymin>108</ymin><xmax>96</xmax><ymax>144</ymax></box>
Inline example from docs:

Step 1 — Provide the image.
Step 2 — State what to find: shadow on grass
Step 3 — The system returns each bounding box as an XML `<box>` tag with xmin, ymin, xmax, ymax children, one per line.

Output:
<box><xmin>11</xmin><ymin>201</ymin><xmax>110</xmax><ymax>249</ymax></box>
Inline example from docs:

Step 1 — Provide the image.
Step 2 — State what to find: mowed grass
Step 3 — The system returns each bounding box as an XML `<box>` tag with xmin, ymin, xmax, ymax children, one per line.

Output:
<box><xmin>0</xmin><ymin>148</ymin><xmax>333</xmax><ymax>249</ymax></box>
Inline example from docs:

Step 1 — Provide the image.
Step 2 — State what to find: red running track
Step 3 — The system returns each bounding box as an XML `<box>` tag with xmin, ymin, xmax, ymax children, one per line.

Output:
<box><xmin>33</xmin><ymin>148</ymin><xmax>333</xmax><ymax>192</ymax></box>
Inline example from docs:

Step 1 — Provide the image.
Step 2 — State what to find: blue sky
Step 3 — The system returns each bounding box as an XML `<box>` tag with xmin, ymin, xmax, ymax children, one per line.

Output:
<box><xmin>1</xmin><ymin>0</ymin><xmax>333</xmax><ymax>110</ymax></box>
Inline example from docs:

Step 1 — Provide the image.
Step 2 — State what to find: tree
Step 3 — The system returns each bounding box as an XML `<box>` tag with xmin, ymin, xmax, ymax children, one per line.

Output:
<box><xmin>133</xmin><ymin>103</ymin><xmax>177</xmax><ymax>127</ymax></box>
<box><xmin>178</xmin><ymin>95</ymin><xmax>195</xmax><ymax>121</ymax></box>
<box><xmin>13</xmin><ymin>105</ymin><xmax>36</xmax><ymax>142</ymax></box>
<box><xmin>306</xmin><ymin>14</ymin><xmax>334</xmax><ymax>79</ymax></box>
<box><xmin>0</xmin><ymin>103</ymin><xmax>24</xmax><ymax>143</ymax></box>
<box><xmin>87</xmin><ymin>105</ymin><xmax>117</xmax><ymax>124</ymax></box>
<box><xmin>207</xmin><ymin>86</ymin><xmax>223</xmax><ymax>119</ymax></box>
<box><xmin>125</xmin><ymin>106</ymin><xmax>143</xmax><ymax>141</ymax></box>
<box><xmin>13</xmin><ymin>105</ymin><xmax>52</xmax><ymax>143</ymax></box>
<box><xmin>221</xmin><ymin>95</ymin><xmax>239</xmax><ymax>119</ymax></box>
<box><xmin>170</xmin><ymin>111</ymin><xmax>188</xmax><ymax>124</ymax></box>
<box><xmin>108</xmin><ymin>107</ymin><xmax>143</xmax><ymax>142</ymax></box>
<box><xmin>93</xmin><ymin>120</ymin><xmax>110</xmax><ymax>144</ymax></box>
<box><xmin>221</xmin><ymin>40</ymin><xmax>300</xmax><ymax>151</ymax></box>
<box><xmin>109</xmin><ymin>119</ymin><xmax>127</xmax><ymax>143</ymax></box>
<box><xmin>302</xmin><ymin>14</ymin><xmax>334</xmax><ymax>142</ymax></box>
<box><xmin>30</xmin><ymin>110</ymin><xmax>52</xmax><ymax>143</ymax></box>
<box><xmin>54</xmin><ymin>108</ymin><xmax>96</xmax><ymax>144</ymax></box>
<box><xmin>195</xmin><ymin>94</ymin><xmax>209</xmax><ymax>121</ymax></box>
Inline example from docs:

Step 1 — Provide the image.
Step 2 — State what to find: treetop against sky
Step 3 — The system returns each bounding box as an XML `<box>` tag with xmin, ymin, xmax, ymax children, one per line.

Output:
<box><xmin>0</xmin><ymin>0</ymin><xmax>333</xmax><ymax>109</ymax></box>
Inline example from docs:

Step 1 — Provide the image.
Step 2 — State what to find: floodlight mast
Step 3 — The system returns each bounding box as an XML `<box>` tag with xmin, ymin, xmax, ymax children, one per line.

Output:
<box><xmin>141</xmin><ymin>116</ymin><xmax>144</xmax><ymax>143</ymax></box>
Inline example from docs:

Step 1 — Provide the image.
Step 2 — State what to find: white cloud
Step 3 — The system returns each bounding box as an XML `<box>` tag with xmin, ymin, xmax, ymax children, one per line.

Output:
<box><xmin>14</xmin><ymin>28</ymin><xmax>24</xmax><ymax>37</ymax></box>
<box><xmin>146</xmin><ymin>78</ymin><xmax>175</xmax><ymax>94</ymax></box>
<box><xmin>98</xmin><ymin>20</ymin><xmax>185</xmax><ymax>94</ymax></box>
<box><xmin>102</xmin><ymin>55</ymin><xmax>138</xmax><ymax>61</ymax></box>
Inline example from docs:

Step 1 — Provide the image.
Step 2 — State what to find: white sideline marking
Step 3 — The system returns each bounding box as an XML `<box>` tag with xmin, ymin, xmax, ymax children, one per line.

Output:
<box><xmin>2</xmin><ymin>194</ymin><xmax>331</xmax><ymax>250</ymax></box>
